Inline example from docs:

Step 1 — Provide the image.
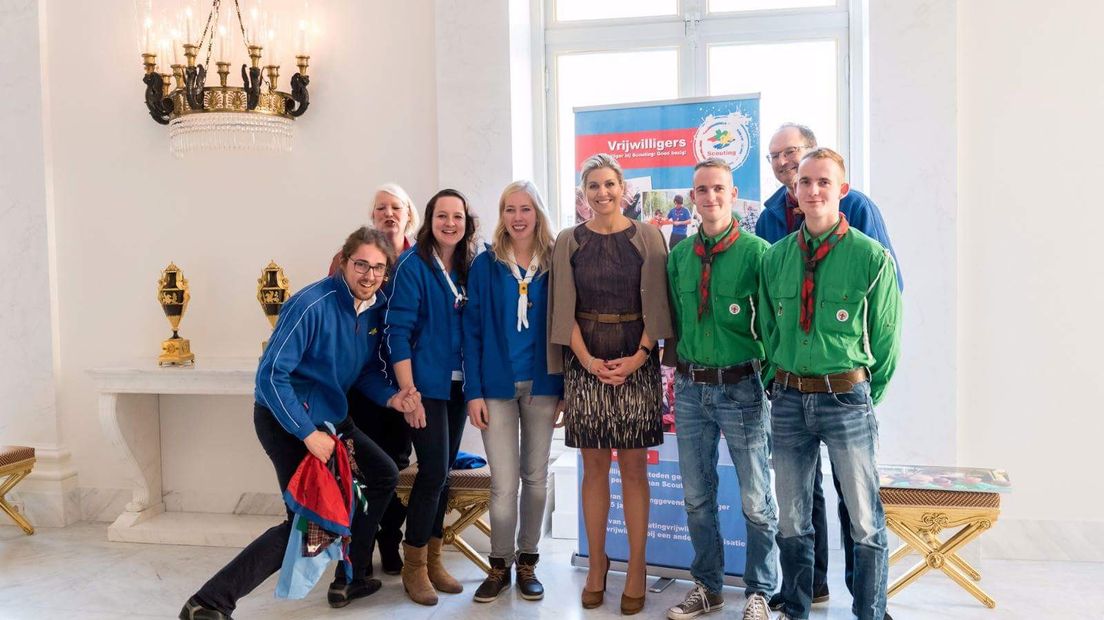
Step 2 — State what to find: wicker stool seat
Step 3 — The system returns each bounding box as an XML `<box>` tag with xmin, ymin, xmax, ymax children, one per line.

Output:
<box><xmin>0</xmin><ymin>445</ymin><xmax>36</xmax><ymax>534</ymax></box>
<box><xmin>880</xmin><ymin>469</ymin><xmax>1004</xmax><ymax>609</ymax></box>
<box><xmin>395</xmin><ymin>465</ymin><xmax>492</xmax><ymax>572</ymax></box>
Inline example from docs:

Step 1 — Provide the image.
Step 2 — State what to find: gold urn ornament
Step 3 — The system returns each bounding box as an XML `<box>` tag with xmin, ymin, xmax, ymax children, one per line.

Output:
<box><xmin>257</xmin><ymin>261</ymin><xmax>291</xmax><ymax>352</ymax></box>
<box><xmin>156</xmin><ymin>262</ymin><xmax>195</xmax><ymax>366</ymax></box>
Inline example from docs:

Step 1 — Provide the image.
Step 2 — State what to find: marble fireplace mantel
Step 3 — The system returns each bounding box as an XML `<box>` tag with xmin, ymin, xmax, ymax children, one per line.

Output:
<box><xmin>90</xmin><ymin>358</ymin><xmax>281</xmax><ymax>546</ymax></box>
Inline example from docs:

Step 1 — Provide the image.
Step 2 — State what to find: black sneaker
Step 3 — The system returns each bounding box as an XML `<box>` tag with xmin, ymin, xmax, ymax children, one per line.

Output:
<box><xmin>515</xmin><ymin>552</ymin><xmax>544</xmax><ymax>600</ymax></box>
<box><xmin>179</xmin><ymin>596</ymin><xmax>232</xmax><ymax>620</ymax></box>
<box><xmin>812</xmin><ymin>582</ymin><xmax>830</xmax><ymax>604</ymax></box>
<box><xmin>327</xmin><ymin>578</ymin><xmax>382</xmax><ymax>608</ymax></box>
<box><xmin>473</xmin><ymin>557</ymin><xmax>512</xmax><ymax>603</ymax></box>
<box><xmin>667</xmin><ymin>583</ymin><xmax>724</xmax><ymax>620</ymax></box>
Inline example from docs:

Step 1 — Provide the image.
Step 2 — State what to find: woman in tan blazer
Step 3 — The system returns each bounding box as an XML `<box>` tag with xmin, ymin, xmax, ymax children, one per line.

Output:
<box><xmin>547</xmin><ymin>153</ymin><xmax>673</xmax><ymax>615</ymax></box>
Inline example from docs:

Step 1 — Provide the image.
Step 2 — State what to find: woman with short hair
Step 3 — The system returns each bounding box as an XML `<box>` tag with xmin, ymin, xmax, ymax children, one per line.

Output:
<box><xmin>548</xmin><ymin>154</ymin><xmax>674</xmax><ymax>616</ymax></box>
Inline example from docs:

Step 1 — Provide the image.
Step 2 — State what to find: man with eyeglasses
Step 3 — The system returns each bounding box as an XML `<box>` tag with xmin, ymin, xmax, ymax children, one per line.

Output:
<box><xmin>757</xmin><ymin>125</ymin><xmax>901</xmax><ymax>619</ymax></box>
<box><xmin>180</xmin><ymin>227</ymin><xmax>422</xmax><ymax>619</ymax></box>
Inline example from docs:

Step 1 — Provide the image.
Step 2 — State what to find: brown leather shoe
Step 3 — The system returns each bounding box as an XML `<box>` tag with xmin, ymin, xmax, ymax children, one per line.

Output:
<box><xmin>401</xmin><ymin>542</ymin><xmax>438</xmax><ymax>606</ymax></box>
<box><xmin>426</xmin><ymin>536</ymin><xmax>463</xmax><ymax>594</ymax></box>
<box><xmin>581</xmin><ymin>554</ymin><xmax>609</xmax><ymax>609</ymax></box>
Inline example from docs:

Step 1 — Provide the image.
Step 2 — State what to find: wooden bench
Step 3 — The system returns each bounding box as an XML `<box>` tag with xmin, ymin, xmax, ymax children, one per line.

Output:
<box><xmin>880</xmin><ymin>467</ymin><xmax>1007</xmax><ymax>609</ymax></box>
<box><xmin>0</xmin><ymin>446</ymin><xmax>36</xmax><ymax>534</ymax></box>
<box><xmin>394</xmin><ymin>466</ymin><xmax>492</xmax><ymax>573</ymax></box>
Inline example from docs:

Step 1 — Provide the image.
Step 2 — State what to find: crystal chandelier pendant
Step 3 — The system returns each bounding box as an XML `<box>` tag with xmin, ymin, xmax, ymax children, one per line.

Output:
<box><xmin>169</xmin><ymin>112</ymin><xmax>294</xmax><ymax>156</ymax></box>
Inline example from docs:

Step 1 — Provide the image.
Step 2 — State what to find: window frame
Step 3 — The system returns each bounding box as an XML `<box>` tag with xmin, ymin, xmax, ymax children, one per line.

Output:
<box><xmin>537</xmin><ymin>0</ymin><xmax>866</xmax><ymax>229</ymax></box>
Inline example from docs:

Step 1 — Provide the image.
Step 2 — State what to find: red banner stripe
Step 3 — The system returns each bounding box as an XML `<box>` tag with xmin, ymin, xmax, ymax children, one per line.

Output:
<box><xmin>576</xmin><ymin>129</ymin><xmax>697</xmax><ymax>170</ymax></box>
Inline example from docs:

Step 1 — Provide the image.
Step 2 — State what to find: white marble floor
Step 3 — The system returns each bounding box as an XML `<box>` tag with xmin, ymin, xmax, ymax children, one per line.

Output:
<box><xmin>0</xmin><ymin>522</ymin><xmax>1095</xmax><ymax>619</ymax></box>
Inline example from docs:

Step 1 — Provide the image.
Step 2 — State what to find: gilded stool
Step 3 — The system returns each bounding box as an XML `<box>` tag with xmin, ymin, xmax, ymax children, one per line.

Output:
<box><xmin>0</xmin><ymin>445</ymin><xmax>36</xmax><ymax>534</ymax></box>
<box><xmin>881</xmin><ymin>484</ymin><xmax>1001</xmax><ymax>608</ymax></box>
<box><xmin>395</xmin><ymin>465</ymin><xmax>492</xmax><ymax>573</ymax></box>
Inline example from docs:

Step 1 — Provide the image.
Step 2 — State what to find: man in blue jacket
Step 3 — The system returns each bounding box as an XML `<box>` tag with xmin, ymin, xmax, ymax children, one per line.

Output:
<box><xmin>757</xmin><ymin>124</ymin><xmax>900</xmax><ymax>619</ymax></box>
<box><xmin>180</xmin><ymin>228</ymin><xmax>421</xmax><ymax>619</ymax></box>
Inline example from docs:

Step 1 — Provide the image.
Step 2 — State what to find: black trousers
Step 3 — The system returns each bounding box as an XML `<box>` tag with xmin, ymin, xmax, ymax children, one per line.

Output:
<box><xmin>403</xmin><ymin>381</ymin><xmax>466</xmax><ymax>547</ymax></box>
<box><xmin>347</xmin><ymin>388</ymin><xmax>412</xmax><ymax>552</ymax></box>
<box><xmin>194</xmin><ymin>404</ymin><xmax>399</xmax><ymax>615</ymax></box>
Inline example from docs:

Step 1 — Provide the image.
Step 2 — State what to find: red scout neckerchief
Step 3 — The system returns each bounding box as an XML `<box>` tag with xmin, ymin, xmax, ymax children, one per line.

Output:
<box><xmin>693</xmin><ymin>220</ymin><xmax>741</xmax><ymax>319</ymax></box>
<box><xmin>784</xmin><ymin>190</ymin><xmax>803</xmax><ymax>233</ymax></box>
<box><xmin>796</xmin><ymin>214</ymin><xmax>850</xmax><ymax>333</ymax></box>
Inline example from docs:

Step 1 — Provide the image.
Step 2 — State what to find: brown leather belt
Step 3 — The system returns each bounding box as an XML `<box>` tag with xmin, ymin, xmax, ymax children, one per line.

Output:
<box><xmin>576</xmin><ymin>311</ymin><xmax>642</xmax><ymax>324</ymax></box>
<box><xmin>775</xmin><ymin>368</ymin><xmax>869</xmax><ymax>393</ymax></box>
<box><xmin>676</xmin><ymin>360</ymin><xmax>759</xmax><ymax>385</ymax></box>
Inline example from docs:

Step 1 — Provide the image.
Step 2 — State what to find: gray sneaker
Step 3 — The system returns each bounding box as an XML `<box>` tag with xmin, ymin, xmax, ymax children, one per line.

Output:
<box><xmin>667</xmin><ymin>583</ymin><xmax>724</xmax><ymax>620</ymax></box>
<box><xmin>742</xmin><ymin>592</ymin><xmax>771</xmax><ymax>620</ymax></box>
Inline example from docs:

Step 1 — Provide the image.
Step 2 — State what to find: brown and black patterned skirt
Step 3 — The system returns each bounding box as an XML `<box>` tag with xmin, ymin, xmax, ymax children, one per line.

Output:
<box><xmin>563</xmin><ymin>352</ymin><xmax>663</xmax><ymax>449</ymax></box>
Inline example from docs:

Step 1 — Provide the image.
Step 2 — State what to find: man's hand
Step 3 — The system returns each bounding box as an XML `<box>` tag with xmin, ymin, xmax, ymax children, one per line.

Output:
<box><xmin>404</xmin><ymin>402</ymin><xmax>427</xmax><ymax>429</ymax></box>
<box><xmin>387</xmin><ymin>386</ymin><xmax>421</xmax><ymax>413</ymax></box>
<box><xmin>467</xmin><ymin>398</ymin><xmax>489</xmax><ymax>430</ymax></box>
<box><xmin>304</xmin><ymin>430</ymin><xmax>335</xmax><ymax>463</ymax></box>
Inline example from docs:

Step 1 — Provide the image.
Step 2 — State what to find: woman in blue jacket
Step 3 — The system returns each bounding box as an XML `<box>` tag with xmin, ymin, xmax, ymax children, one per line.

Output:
<box><xmin>386</xmin><ymin>188</ymin><xmax>478</xmax><ymax>606</ymax></box>
<box><xmin>464</xmin><ymin>181</ymin><xmax>564</xmax><ymax>604</ymax></box>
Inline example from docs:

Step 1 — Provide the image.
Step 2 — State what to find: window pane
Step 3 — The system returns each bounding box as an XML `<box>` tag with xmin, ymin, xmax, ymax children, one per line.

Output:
<box><xmin>555</xmin><ymin>49</ymin><xmax>679</xmax><ymax>228</ymax></box>
<box><xmin>709</xmin><ymin>0</ymin><xmax>836</xmax><ymax>12</ymax></box>
<box><xmin>555</xmin><ymin>0</ymin><xmax>677</xmax><ymax>22</ymax></box>
<box><xmin>709</xmin><ymin>40</ymin><xmax>838</xmax><ymax>201</ymax></box>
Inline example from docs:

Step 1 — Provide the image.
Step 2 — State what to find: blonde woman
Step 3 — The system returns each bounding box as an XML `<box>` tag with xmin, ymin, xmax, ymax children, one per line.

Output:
<box><xmin>463</xmin><ymin>181</ymin><xmax>564</xmax><ymax>603</ymax></box>
<box><xmin>547</xmin><ymin>154</ymin><xmax>674</xmax><ymax>615</ymax></box>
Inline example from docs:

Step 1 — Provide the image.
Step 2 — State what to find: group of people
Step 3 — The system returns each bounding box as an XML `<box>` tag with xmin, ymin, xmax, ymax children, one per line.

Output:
<box><xmin>178</xmin><ymin>122</ymin><xmax>902</xmax><ymax>620</ymax></box>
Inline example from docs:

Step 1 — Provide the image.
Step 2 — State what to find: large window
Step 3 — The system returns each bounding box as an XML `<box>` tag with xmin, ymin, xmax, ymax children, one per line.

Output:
<box><xmin>543</xmin><ymin>0</ymin><xmax>857</xmax><ymax>228</ymax></box>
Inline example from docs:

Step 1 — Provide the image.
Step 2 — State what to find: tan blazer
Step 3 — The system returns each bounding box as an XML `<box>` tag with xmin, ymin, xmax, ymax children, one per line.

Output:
<box><xmin>546</xmin><ymin>219</ymin><xmax>675</xmax><ymax>374</ymax></box>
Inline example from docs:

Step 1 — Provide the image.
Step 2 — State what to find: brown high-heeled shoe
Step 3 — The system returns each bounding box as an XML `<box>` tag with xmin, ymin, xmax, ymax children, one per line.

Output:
<box><xmin>580</xmin><ymin>554</ymin><xmax>610</xmax><ymax>609</ymax></box>
<box><xmin>620</xmin><ymin>567</ymin><xmax>646</xmax><ymax>615</ymax></box>
<box><xmin>620</xmin><ymin>592</ymin><xmax>646</xmax><ymax>615</ymax></box>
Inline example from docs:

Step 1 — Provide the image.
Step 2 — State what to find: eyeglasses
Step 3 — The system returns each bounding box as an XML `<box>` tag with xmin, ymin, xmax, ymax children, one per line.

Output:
<box><xmin>765</xmin><ymin>145</ymin><xmax>810</xmax><ymax>163</ymax></box>
<box><xmin>351</xmin><ymin>260</ymin><xmax>388</xmax><ymax>277</ymax></box>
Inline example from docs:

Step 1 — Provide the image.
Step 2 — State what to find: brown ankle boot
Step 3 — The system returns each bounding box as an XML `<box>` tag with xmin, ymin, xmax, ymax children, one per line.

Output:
<box><xmin>401</xmin><ymin>542</ymin><xmax>438</xmax><ymax>606</ymax></box>
<box><xmin>426</xmin><ymin>536</ymin><xmax>463</xmax><ymax>593</ymax></box>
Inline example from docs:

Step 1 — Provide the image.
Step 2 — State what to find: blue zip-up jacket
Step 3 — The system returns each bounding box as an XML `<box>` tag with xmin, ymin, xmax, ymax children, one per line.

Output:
<box><xmin>462</xmin><ymin>250</ymin><xmax>564</xmax><ymax>402</ymax></box>
<box><xmin>385</xmin><ymin>247</ymin><xmax>465</xmax><ymax>400</ymax></box>
<box><xmin>756</xmin><ymin>185</ymin><xmax>904</xmax><ymax>290</ymax></box>
<box><xmin>255</xmin><ymin>273</ymin><xmax>398</xmax><ymax>440</ymax></box>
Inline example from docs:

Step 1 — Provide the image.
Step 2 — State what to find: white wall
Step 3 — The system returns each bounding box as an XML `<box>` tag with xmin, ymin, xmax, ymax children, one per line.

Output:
<box><xmin>39</xmin><ymin>0</ymin><xmax>439</xmax><ymax>513</ymax></box>
<box><xmin>957</xmin><ymin>0</ymin><xmax>1104</xmax><ymax>542</ymax></box>
<box><xmin>868</xmin><ymin>0</ymin><xmax>958</xmax><ymax>466</ymax></box>
<box><xmin>0</xmin><ymin>0</ymin><xmax>79</xmax><ymax>526</ymax></box>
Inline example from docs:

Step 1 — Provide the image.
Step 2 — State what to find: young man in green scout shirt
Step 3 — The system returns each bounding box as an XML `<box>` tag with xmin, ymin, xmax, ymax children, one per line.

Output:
<box><xmin>664</xmin><ymin>158</ymin><xmax>778</xmax><ymax>620</ymax></box>
<box><xmin>759</xmin><ymin>148</ymin><xmax>902</xmax><ymax>620</ymax></box>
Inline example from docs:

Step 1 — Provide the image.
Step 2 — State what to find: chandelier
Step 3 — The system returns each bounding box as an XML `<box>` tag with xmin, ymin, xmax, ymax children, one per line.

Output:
<box><xmin>138</xmin><ymin>0</ymin><xmax>315</xmax><ymax>157</ymax></box>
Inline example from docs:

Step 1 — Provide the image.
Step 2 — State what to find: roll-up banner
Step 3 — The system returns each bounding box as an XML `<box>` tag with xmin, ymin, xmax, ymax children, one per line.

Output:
<box><xmin>570</xmin><ymin>94</ymin><xmax>761</xmax><ymax>585</ymax></box>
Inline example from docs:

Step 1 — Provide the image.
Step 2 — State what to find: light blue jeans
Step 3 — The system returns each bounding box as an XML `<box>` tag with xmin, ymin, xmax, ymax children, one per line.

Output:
<box><xmin>674</xmin><ymin>371</ymin><xmax>779</xmax><ymax>596</ymax></box>
<box><xmin>770</xmin><ymin>380</ymin><xmax>887</xmax><ymax>620</ymax></box>
<box><xmin>482</xmin><ymin>381</ymin><xmax>559</xmax><ymax>563</ymax></box>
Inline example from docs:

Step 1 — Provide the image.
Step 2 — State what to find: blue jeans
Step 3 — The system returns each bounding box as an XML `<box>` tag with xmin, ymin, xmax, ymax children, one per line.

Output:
<box><xmin>770</xmin><ymin>380</ymin><xmax>887</xmax><ymax>620</ymax></box>
<box><xmin>674</xmin><ymin>371</ymin><xmax>779</xmax><ymax>596</ymax></box>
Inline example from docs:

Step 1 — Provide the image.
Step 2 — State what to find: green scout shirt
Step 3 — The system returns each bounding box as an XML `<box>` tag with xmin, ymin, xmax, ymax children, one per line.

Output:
<box><xmin>758</xmin><ymin>222</ymin><xmax>902</xmax><ymax>405</ymax></box>
<box><xmin>667</xmin><ymin>223</ymin><xmax>770</xmax><ymax>369</ymax></box>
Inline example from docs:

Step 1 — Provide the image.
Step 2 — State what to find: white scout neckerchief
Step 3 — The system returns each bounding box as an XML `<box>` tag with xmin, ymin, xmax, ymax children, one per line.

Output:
<box><xmin>506</xmin><ymin>248</ymin><xmax>539</xmax><ymax>331</ymax></box>
<box><xmin>432</xmin><ymin>250</ymin><xmax>466</xmax><ymax>310</ymax></box>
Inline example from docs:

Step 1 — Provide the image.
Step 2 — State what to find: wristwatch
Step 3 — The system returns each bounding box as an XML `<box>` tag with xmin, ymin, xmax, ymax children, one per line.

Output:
<box><xmin>638</xmin><ymin>344</ymin><xmax>653</xmax><ymax>356</ymax></box>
